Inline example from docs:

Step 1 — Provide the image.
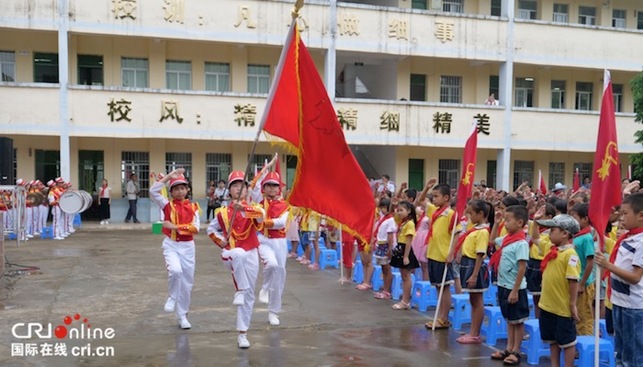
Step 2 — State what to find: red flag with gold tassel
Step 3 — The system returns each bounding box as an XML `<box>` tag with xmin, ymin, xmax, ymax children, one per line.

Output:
<box><xmin>455</xmin><ymin>122</ymin><xmax>478</xmax><ymax>221</ymax></box>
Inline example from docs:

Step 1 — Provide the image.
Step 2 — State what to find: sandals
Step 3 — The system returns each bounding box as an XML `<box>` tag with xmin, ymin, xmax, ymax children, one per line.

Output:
<box><xmin>456</xmin><ymin>334</ymin><xmax>482</xmax><ymax>344</ymax></box>
<box><xmin>355</xmin><ymin>283</ymin><xmax>372</xmax><ymax>291</ymax></box>
<box><xmin>391</xmin><ymin>301</ymin><xmax>411</xmax><ymax>310</ymax></box>
<box><xmin>503</xmin><ymin>352</ymin><xmax>521</xmax><ymax>366</ymax></box>
<box><xmin>374</xmin><ymin>291</ymin><xmax>392</xmax><ymax>299</ymax></box>
<box><xmin>491</xmin><ymin>350</ymin><xmax>510</xmax><ymax>361</ymax></box>
<box><xmin>424</xmin><ymin>319</ymin><xmax>451</xmax><ymax>329</ymax></box>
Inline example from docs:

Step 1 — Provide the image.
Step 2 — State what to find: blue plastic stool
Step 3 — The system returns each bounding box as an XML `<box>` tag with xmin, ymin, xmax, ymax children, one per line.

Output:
<box><xmin>520</xmin><ymin>319</ymin><xmax>550</xmax><ymax>365</ymax></box>
<box><xmin>391</xmin><ymin>272</ymin><xmax>403</xmax><ymax>300</ymax></box>
<box><xmin>318</xmin><ymin>236</ymin><xmax>325</xmax><ymax>247</ymax></box>
<box><xmin>449</xmin><ymin>294</ymin><xmax>472</xmax><ymax>331</ymax></box>
<box><xmin>599</xmin><ymin>319</ymin><xmax>614</xmax><ymax>345</ymax></box>
<box><xmin>319</xmin><ymin>249</ymin><xmax>338</xmax><ymax>270</ymax></box>
<box><xmin>483</xmin><ymin>285</ymin><xmax>498</xmax><ymax>306</ymax></box>
<box><xmin>480</xmin><ymin>306</ymin><xmax>508</xmax><ymax>346</ymax></box>
<box><xmin>371</xmin><ymin>266</ymin><xmax>383</xmax><ymax>291</ymax></box>
<box><xmin>572</xmin><ymin>336</ymin><xmax>615</xmax><ymax>367</ymax></box>
<box><xmin>352</xmin><ymin>261</ymin><xmax>364</xmax><ymax>284</ymax></box>
<box><xmin>41</xmin><ymin>226</ymin><xmax>54</xmax><ymax>239</ymax></box>
<box><xmin>73</xmin><ymin>213</ymin><xmax>81</xmax><ymax>227</ymax></box>
<box><xmin>411</xmin><ymin>281</ymin><xmax>438</xmax><ymax>312</ymax></box>
<box><xmin>8</xmin><ymin>232</ymin><xmax>17</xmax><ymax>240</ymax></box>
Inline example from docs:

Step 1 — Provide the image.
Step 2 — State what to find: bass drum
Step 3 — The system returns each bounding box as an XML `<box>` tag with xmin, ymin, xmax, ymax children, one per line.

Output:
<box><xmin>58</xmin><ymin>190</ymin><xmax>93</xmax><ymax>214</ymax></box>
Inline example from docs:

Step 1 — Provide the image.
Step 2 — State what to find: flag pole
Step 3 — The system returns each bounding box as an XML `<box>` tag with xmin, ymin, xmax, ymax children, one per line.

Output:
<box><xmin>431</xmin><ymin>210</ymin><xmax>459</xmax><ymax>331</ymax></box>
<box><xmin>224</xmin><ymin>3</ymin><xmax>303</xmax><ymax>240</ymax></box>
<box><xmin>594</xmin><ymin>242</ymin><xmax>601</xmax><ymax>367</ymax></box>
<box><xmin>338</xmin><ymin>224</ymin><xmax>345</xmax><ymax>284</ymax></box>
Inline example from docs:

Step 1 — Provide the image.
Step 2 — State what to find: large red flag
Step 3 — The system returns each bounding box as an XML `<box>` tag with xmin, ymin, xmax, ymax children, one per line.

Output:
<box><xmin>588</xmin><ymin>70</ymin><xmax>621</xmax><ymax>250</ymax></box>
<box><xmin>573</xmin><ymin>168</ymin><xmax>580</xmax><ymax>192</ymax></box>
<box><xmin>261</xmin><ymin>22</ymin><xmax>375</xmax><ymax>244</ymax></box>
<box><xmin>455</xmin><ymin>123</ymin><xmax>477</xmax><ymax>220</ymax></box>
<box><xmin>538</xmin><ymin>169</ymin><xmax>547</xmax><ymax>195</ymax></box>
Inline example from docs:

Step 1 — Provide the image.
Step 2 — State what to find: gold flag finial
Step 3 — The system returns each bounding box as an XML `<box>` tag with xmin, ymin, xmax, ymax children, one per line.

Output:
<box><xmin>292</xmin><ymin>0</ymin><xmax>304</xmax><ymax>19</ymax></box>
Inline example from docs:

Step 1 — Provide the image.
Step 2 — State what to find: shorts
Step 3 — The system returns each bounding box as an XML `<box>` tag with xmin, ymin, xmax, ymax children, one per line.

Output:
<box><xmin>428</xmin><ymin>259</ymin><xmax>454</xmax><ymax>286</ymax></box>
<box><xmin>374</xmin><ymin>243</ymin><xmax>390</xmax><ymax>265</ymax></box>
<box><xmin>307</xmin><ymin>231</ymin><xmax>317</xmax><ymax>241</ymax></box>
<box><xmin>497</xmin><ymin>287</ymin><xmax>529</xmax><ymax>324</ymax></box>
<box><xmin>451</xmin><ymin>262</ymin><xmax>461</xmax><ymax>279</ymax></box>
<box><xmin>390</xmin><ymin>243</ymin><xmax>420</xmax><ymax>270</ymax></box>
<box><xmin>539</xmin><ymin>309</ymin><xmax>577</xmax><ymax>348</ymax></box>
<box><xmin>526</xmin><ymin>258</ymin><xmax>542</xmax><ymax>295</ymax></box>
<box><xmin>459</xmin><ymin>256</ymin><xmax>490</xmax><ymax>292</ymax></box>
<box><xmin>299</xmin><ymin>231</ymin><xmax>310</xmax><ymax>248</ymax></box>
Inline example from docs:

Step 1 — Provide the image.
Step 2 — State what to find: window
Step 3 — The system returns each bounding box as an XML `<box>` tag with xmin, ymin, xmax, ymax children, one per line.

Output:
<box><xmin>612</xmin><ymin>9</ymin><xmax>626</xmax><ymax>28</ymax></box>
<box><xmin>440</xmin><ymin>75</ymin><xmax>462</xmax><ymax>104</ymax></box>
<box><xmin>443</xmin><ymin>0</ymin><xmax>464</xmax><ymax>13</ymax></box>
<box><xmin>517</xmin><ymin>0</ymin><xmax>537</xmax><ymax>20</ymax></box>
<box><xmin>205</xmin><ymin>62</ymin><xmax>230</xmax><ymax>92</ymax></box>
<box><xmin>34</xmin><ymin>52</ymin><xmax>59</xmax><ymax>83</ymax></box>
<box><xmin>515</xmin><ymin>77</ymin><xmax>534</xmax><ymax>107</ymax></box>
<box><xmin>551</xmin><ymin>80</ymin><xmax>566</xmax><ymax>109</ymax></box>
<box><xmin>121</xmin><ymin>151</ymin><xmax>150</xmax><ymax>198</ymax></box>
<box><xmin>166</xmin><ymin>153</ymin><xmax>192</xmax><ymax>182</ymax></box>
<box><xmin>166</xmin><ymin>60</ymin><xmax>192</xmax><ymax>90</ymax></box>
<box><xmin>0</xmin><ymin>51</ymin><xmax>16</xmax><ymax>82</ymax></box>
<box><xmin>410</xmin><ymin>74</ymin><xmax>426</xmax><ymax>101</ymax></box>
<box><xmin>77</xmin><ymin>55</ymin><xmax>103</xmax><ymax>86</ymax></box>
<box><xmin>411</xmin><ymin>0</ymin><xmax>427</xmax><ymax>9</ymax></box>
<box><xmin>489</xmin><ymin>75</ymin><xmax>499</xmax><ymax>102</ymax></box>
<box><xmin>513</xmin><ymin>160</ymin><xmax>534</xmax><ymax>190</ymax></box>
<box><xmin>205</xmin><ymin>153</ymin><xmax>232</xmax><ymax>189</ymax></box>
<box><xmin>247</xmin><ymin>64</ymin><xmax>270</xmax><ymax>94</ymax></box>
<box><xmin>35</xmin><ymin>150</ymin><xmax>60</xmax><ymax>182</ymax></box>
<box><xmin>613</xmin><ymin>84</ymin><xmax>623</xmax><ymax>113</ymax></box>
<box><xmin>487</xmin><ymin>160</ymin><xmax>497</xmax><ymax>189</ymax></box>
<box><xmin>575</xmin><ymin>82</ymin><xmax>593</xmax><ymax>111</ymax></box>
<box><xmin>578</xmin><ymin>6</ymin><xmax>596</xmax><ymax>25</ymax></box>
<box><xmin>573</xmin><ymin>162</ymin><xmax>592</xmax><ymax>185</ymax></box>
<box><xmin>439</xmin><ymin>159</ymin><xmax>460</xmax><ymax>189</ymax></box>
<box><xmin>548</xmin><ymin>162</ymin><xmax>565</xmax><ymax>189</ymax></box>
<box><xmin>248</xmin><ymin>154</ymin><xmax>273</xmax><ymax>180</ymax></box>
<box><xmin>553</xmin><ymin>4</ymin><xmax>568</xmax><ymax>23</ymax></box>
<box><xmin>121</xmin><ymin>57</ymin><xmax>148</xmax><ymax>88</ymax></box>
<box><xmin>491</xmin><ymin>0</ymin><xmax>501</xmax><ymax>16</ymax></box>
<box><xmin>638</xmin><ymin>11</ymin><xmax>643</xmax><ymax>30</ymax></box>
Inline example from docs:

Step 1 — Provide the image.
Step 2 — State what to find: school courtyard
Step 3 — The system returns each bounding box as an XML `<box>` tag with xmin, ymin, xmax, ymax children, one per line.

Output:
<box><xmin>0</xmin><ymin>225</ymin><xmax>559</xmax><ymax>367</ymax></box>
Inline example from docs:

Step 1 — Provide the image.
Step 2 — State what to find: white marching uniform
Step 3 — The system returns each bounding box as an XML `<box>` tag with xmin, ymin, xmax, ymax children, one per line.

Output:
<box><xmin>257</xmin><ymin>209</ymin><xmax>289</xmax><ymax>315</ymax></box>
<box><xmin>150</xmin><ymin>181</ymin><xmax>200</xmax><ymax>319</ymax></box>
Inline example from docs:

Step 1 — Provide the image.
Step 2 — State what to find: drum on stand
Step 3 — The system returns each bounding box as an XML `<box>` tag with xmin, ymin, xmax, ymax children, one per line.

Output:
<box><xmin>59</xmin><ymin>190</ymin><xmax>93</xmax><ymax>214</ymax></box>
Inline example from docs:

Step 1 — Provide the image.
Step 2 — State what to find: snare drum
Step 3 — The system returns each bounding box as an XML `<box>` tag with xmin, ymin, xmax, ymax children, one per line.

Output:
<box><xmin>58</xmin><ymin>190</ymin><xmax>93</xmax><ymax>214</ymax></box>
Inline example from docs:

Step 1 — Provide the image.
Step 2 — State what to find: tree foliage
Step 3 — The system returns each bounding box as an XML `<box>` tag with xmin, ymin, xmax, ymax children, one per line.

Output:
<box><xmin>631</xmin><ymin>72</ymin><xmax>643</xmax><ymax>180</ymax></box>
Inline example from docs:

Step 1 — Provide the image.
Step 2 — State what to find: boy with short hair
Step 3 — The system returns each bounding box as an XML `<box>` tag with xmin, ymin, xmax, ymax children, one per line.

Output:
<box><xmin>489</xmin><ymin>205</ymin><xmax>530</xmax><ymax>366</ymax></box>
<box><xmin>595</xmin><ymin>193</ymin><xmax>643</xmax><ymax>367</ymax></box>
<box><xmin>568</xmin><ymin>203</ymin><xmax>595</xmax><ymax>335</ymax></box>
<box><xmin>536</xmin><ymin>214</ymin><xmax>581</xmax><ymax>367</ymax></box>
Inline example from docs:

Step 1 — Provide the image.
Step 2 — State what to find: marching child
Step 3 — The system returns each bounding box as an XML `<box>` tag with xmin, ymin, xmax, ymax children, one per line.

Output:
<box><xmin>568</xmin><ymin>203</ymin><xmax>595</xmax><ymax>335</ymax></box>
<box><xmin>536</xmin><ymin>214</ymin><xmax>581</xmax><ymax>367</ymax></box>
<box><xmin>149</xmin><ymin>168</ymin><xmax>200</xmax><ymax>330</ymax></box>
<box><xmin>390</xmin><ymin>200</ymin><xmax>419</xmax><ymax>310</ymax></box>
<box><xmin>595</xmin><ymin>193</ymin><xmax>643</xmax><ymax>367</ymax></box>
<box><xmin>489</xmin><ymin>205</ymin><xmax>530</xmax><ymax>366</ymax></box>
<box><xmin>372</xmin><ymin>198</ymin><xmax>397</xmax><ymax>300</ymax></box>
<box><xmin>455</xmin><ymin>199</ymin><xmax>492</xmax><ymax>344</ymax></box>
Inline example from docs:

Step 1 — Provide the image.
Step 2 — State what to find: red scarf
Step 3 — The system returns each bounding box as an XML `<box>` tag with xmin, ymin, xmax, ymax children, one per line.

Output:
<box><xmin>373</xmin><ymin>213</ymin><xmax>393</xmax><ymax>243</ymax></box>
<box><xmin>489</xmin><ymin>231</ymin><xmax>526</xmax><ymax>272</ymax></box>
<box><xmin>540</xmin><ymin>245</ymin><xmax>560</xmax><ymax>272</ymax></box>
<box><xmin>100</xmin><ymin>185</ymin><xmax>107</xmax><ymax>198</ymax></box>
<box><xmin>603</xmin><ymin>228</ymin><xmax>643</xmax><ymax>299</ymax></box>
<box><xmin>425</xmin><ymin>205</ymin><xmax>450</xmax><ymax>245</ymax></box>
<box><xmin>573</xmin><ymin>227</ymin><xmax>592</xmax><ymax>239</ymax></box>
<box><xmin>454</xmin><ymin>224</ymin><xmax>490</xmax><ymax>257</ymax></box>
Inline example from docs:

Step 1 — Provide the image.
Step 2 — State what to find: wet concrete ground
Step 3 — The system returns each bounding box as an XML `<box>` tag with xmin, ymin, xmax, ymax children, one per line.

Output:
<box><xmin>0</xmin><ymin>224</ymin><xmax>551</xmax><ymax>366</ymax></box>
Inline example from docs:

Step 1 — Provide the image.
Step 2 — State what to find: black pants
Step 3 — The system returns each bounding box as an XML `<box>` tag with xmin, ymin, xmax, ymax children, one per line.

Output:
<box><xmin>99</xmin><ymin>198</ymin><xmax>110</xmax><ymax>220</ymax></box>
<box><xmin>125</xmin><ymin>199</ymin><xmax>138</xmax><ymax>221</ymax></box>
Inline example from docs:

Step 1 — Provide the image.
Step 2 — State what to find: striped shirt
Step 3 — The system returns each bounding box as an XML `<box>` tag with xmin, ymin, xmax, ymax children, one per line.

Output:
<box><xmin>612</xmin><ymin>232</ymin><xmax>643</xmax><ymax>309</ymax></box>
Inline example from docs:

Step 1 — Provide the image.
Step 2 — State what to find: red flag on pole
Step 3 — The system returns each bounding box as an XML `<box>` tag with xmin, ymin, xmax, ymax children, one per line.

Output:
<box><xmin>261</xmin><ymin>22</ymin><xmax>375</xmax><ymax>244</ymax></box>
<box><xmin>573</xmin><ymin>168</ymin><xmax>580</xmax><ymax>192</ymax></box>
<box><xmin>538</xmin><ymin>169</ymin><xmax>547</xmax><ymax>195</ymax></box>
<box><xmin>588</xmin><ymin>70</ymin><xmax>622</xmax><ymax>251</ymax></box>
<box><xmin>455</xmin><ymin>122</ymin><xmax>477</xmax><ymax>221</ymax></box>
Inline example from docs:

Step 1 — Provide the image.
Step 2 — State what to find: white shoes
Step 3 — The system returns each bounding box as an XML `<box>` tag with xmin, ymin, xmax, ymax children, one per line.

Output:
<box><xmin>259</xmin><ymin>288</ymin><xmax>269</xmax><ymax>304</ymax></box>
<box><xmin>178</xmin><ymin>316</ymin><xmax>191</xmax><ymax>329</ymax></box>
<box><xmin>164</xmin><ymin>297</ymin><xmax>176</xmax><ymax>312</ymax></box>
<box><xmin>233</xmin><ymin>291</ymin><xmax>245</xmax><ymax>306</ymax></box>
<box><xmin>53</xmin><ymin>236</ymin><xmax>64</xmax><ymax>240</ymax></box>
<box><xmin>268</xmin><ymin>312</ymin><xmax>280</xmax><ymax>326</ymax></box>
<box><xmin>100</xmin><ymin>220</ymin><xmax>106</xmax><ymax>225</ymax></box>
<box><xmin>237</xmin><ymin>333</ymin><xmax>250</xmax><ymax>349</ymax></box>
<box><xmin>26</xmin><ymin>234</ymin><xmax>34</xmax><ymax>238</ymax></box>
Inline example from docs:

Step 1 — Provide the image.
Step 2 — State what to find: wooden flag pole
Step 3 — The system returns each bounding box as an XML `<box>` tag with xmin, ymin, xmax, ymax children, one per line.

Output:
<box><xmin>431</xmin><ymin>210</ymin><xmax>459</xmax><ymax>331</ymax></box>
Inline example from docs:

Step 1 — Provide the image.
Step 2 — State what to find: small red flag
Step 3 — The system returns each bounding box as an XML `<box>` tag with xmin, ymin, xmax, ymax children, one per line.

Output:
<box><xmin>455</xmin><ymin>122</ymin><xmax>477</xmax><ymax>220</ymax></box>
<box><xmin>538</xmin><ymin>169</ymin><xmax>547</xmax><ymax>195</ymax></box>
<box><xmin>588</xmin><ymin>70</ymin><xmax>622</xmax><ymax>250</ymax></box>
<box><xmin>573</xmin><ymin>168</ymin><xmax>580</xmax><ymax>192</ymax></box>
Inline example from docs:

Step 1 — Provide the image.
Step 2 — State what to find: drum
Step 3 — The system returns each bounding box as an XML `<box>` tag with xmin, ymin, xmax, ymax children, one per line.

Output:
<box><xmin>59</xmin><ymin>190</ymin><xmax>93</xmax><ymax>214</ymax></box>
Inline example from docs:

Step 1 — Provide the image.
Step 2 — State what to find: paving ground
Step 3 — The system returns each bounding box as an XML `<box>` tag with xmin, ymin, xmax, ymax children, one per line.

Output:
<box><xmin>0</xmin><ymin>223</ymin><xmax>551</xmax><ymax>367</ymax></box>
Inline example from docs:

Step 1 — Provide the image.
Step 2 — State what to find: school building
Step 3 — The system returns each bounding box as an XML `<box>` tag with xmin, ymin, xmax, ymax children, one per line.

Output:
<box><xmin>0</xmin><ymin>0</ymin><xmax>641</xmax><ymax>221</ymax></box>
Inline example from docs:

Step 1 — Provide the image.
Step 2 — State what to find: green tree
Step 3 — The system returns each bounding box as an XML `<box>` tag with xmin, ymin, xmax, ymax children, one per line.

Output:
<box><xmin>631</xmin><ymin>72</ymin><xmax>643</xmax><ymax>180</ymax></box>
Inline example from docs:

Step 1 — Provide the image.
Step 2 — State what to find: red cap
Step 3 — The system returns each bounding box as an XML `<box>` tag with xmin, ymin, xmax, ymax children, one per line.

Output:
<box><xmin>169</xmin><ymin>174</ymin><xmax>188</xmax><ymax>189</ymax></box>
<box><xmin>227</xmin><ymin>171</ymin><xmax>246</xmax><ymax>188</ymax></box>
<box><xmin>47</xmin><ymin>180</ymin><xmax>55</xmax><ymax>187</ymax></box>
<box><xmin>262</xmin><ymin>172</ymin><xmax>281</xmax><ymax>187</ymax></box>
<box><xmin>16</xmin><ymin>178</ymin><xmax>25</xmax><ymax>186</ymax></box>
<box><xmin>55</xmin><ymin>177</ymin><xmax>64</xmax><ymax>183</ymax></box>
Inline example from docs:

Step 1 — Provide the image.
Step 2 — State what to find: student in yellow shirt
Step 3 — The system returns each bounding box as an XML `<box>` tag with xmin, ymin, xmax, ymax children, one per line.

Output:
<box><xmin>390</xmin><ymin>200</ymin><xmax>419</xmax><ymax>310</ymax></box>
<box><xmin>528</xmin><ymin>203</ymin><xmax>556</xmax><ymax>318</ymax></box>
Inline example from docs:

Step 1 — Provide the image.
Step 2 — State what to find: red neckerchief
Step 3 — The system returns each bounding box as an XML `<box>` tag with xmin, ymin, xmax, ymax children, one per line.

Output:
<box><xmin>454</xmin><ymin>224</ymin><xmax>490</xmax><ymax>257</ymax></box>
<box><xmin>100</xmin><ymin>185</ymin><xmax>107</xmax><ymax>198</ymax></box>
<box><xmin>426</xmin><ymin>205</ymin><xmax>450</xmax><ymax>245</ymax></box>
<box><xmin>573</xmin><ymin>227</ymin><xmax>592</xmax><ymax>239</ymax></box>
<box><xmin>489</xmin><ymin>231</ymin><xmax>527</xmax><ymax>272</ymax></box>
<box><xmin>604</xmin><ymin>228</ymin><xmax>643</xmax><ymax>298</ymax></box>
<box><xmin>373</xmin><ymin>213</ymin><xmax>394</xmax><ymax>243</ymax></box>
